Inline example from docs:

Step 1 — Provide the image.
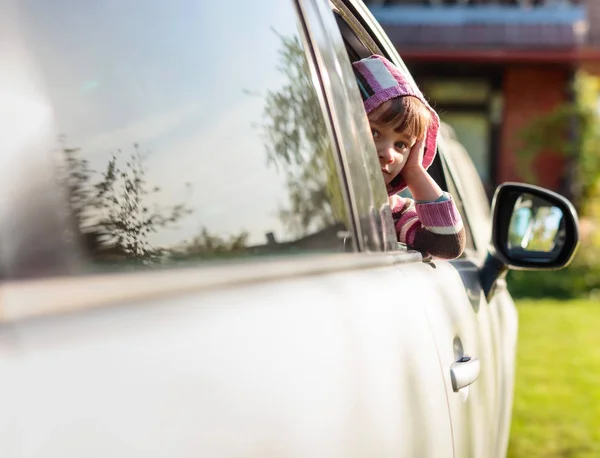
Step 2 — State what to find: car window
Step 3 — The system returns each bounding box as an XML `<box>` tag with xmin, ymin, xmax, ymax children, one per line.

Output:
<box><xmin>330</xmin><ymin>3</ymin><xmax>467</xmax><ymax>255</ymax></box>
<box><xmin>328</xmin><ymin>3</ymin><xmax>410</xmax><ymax>252</ymax></box>
<box><xmin>16</xmin><ymin>0</ymin><xmax>352</xmax><ymax>271</ymax></box>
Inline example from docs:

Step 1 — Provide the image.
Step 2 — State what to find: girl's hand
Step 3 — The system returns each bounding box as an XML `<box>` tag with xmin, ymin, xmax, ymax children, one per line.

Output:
<box><xmin>400</xmin><ymin>135</ymin><xmax>444</xmax><ymax>202</ymax></box>
<box><xmin>400</xmin><ymin>135</ymin><xmax>426</xmax><ymax>183</ymax></box>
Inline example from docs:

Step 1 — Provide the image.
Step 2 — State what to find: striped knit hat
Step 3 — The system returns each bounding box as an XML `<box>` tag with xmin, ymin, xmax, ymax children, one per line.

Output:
<box><xmin>352</xmin><ymin>55</ymin><xmax>439</xmax><ymax>173</ymax></box>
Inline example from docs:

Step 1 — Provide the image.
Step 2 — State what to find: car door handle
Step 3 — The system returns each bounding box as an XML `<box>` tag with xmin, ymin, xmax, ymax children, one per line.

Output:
<box><xmin>450</xmin><ymin>356</ymin><xmax>480</xmax><ymax>392</ymax></box>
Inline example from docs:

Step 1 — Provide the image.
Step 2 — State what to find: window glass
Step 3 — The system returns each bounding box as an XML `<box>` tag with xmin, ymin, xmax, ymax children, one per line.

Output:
<box><xmin>18</xmin><ymin>0</ymin><xmax>350</xmax><ymax>269</ymax></box>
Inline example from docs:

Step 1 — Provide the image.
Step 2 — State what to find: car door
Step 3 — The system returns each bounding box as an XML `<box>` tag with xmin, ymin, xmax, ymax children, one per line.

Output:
<box><xmin>440</xmin><ymin>124</ymin><xmax>519</xmax><ymax>458</ymax></box>
<box><xmin>0</xmin><ymin>1</ymin><xmax>455</xmax><ymax>457</ymax></box>
<box><xmin>325</xmin><ymin>1</ymin><xmax>507</xmax><ymax>456</ymax></box>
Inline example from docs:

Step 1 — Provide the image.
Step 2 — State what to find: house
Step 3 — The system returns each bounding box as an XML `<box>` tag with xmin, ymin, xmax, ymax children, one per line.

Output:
<box><xmin>364</xmin><ymin>0</ymin><xmax>600</xmax><ymax>199</ymax></box>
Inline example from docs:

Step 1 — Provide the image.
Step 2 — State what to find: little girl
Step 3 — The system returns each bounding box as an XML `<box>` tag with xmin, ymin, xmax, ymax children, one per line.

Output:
<box><xmin>353</xmin><ymin>55</ymin><xmax>466</xmax><ymax>259</ymax></box>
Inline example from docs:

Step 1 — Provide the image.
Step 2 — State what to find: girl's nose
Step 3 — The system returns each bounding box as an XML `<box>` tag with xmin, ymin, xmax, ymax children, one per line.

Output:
<box><xmin>379</xmin><ymin>146</ymin><xmax>395</xmax><ymax>165</ymax></box>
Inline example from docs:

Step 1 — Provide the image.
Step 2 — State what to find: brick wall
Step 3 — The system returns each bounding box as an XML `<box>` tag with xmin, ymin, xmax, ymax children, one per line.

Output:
<box><xmin>498</xmin><ymin>65</ymin><xmax>570</xmax><ymax>190</ymax></box>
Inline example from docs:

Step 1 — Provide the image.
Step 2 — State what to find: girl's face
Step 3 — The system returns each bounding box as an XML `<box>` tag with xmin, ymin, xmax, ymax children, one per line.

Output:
<box><xmin>368</xmin><ymin>101</ymin><xmax>418</xmax><ymax>186</ymax></box>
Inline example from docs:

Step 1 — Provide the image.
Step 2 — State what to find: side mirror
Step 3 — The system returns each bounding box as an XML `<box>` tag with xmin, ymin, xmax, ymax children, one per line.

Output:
<box><xmin>480</xmin><ymin>182</ymin><xmax>580</xmax><ymax>300</ymax></box>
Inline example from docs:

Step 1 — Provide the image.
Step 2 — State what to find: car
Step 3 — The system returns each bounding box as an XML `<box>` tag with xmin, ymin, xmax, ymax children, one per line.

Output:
<box><xmin>0</xmin><ymin>0</ymin><xmax>579</xmax><ymax>457</ymax></box>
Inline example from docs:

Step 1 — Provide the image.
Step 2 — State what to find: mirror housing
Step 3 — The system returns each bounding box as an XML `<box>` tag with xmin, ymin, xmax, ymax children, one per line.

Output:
<box><xmin>481</xmin><ymin>182</ymin><xmax>580</xmax><ymax>300</ymax></box>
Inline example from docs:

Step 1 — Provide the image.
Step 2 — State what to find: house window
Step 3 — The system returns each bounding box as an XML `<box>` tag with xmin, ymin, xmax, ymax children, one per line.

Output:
<box><xmin>423</xmin><ymin>79</ymin><xmax>499</xmax><ymax>191</ymax></box>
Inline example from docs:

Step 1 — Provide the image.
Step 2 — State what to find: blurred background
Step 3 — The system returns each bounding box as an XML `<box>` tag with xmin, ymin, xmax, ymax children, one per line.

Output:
<box><xmin>363</xmin><ymin>1</ymin><xmax>600</xmax><ymax>456</ymax></box>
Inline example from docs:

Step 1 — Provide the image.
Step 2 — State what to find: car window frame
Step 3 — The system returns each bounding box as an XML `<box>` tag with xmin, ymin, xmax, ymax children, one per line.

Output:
<box><xmin>328</xmin><ymin>0</ymin><xmax>471</xmax><ymax>258</ymax></box>
<box><xmin>334</xmin><ymin>0</ymin><xmax>488</xmax><ymax>262</ymax></box>
<box><xmin>327</xmin><ymin>0</ymin><xmax>414</xmax><ymax>254</ymax></box>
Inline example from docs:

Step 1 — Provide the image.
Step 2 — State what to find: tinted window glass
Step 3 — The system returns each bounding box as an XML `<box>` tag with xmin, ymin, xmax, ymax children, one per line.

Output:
<box><xmin>18</xmin><ymin>0</ymin><xmax>350</xmax><ymax>269</ymax></box>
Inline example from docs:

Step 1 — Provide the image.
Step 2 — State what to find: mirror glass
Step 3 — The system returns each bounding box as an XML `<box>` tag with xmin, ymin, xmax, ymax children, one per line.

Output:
<box><xmin>507</xmin><ymin>193</ymin><xmax>565</xmax><ymax>255</ymax></box>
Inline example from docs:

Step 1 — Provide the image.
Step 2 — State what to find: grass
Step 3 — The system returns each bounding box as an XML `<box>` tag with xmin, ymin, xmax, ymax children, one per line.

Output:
<box><xmin>507</xmin><ymin>299</ymin><xmax>600</xmax><ymax>458</ymax></box>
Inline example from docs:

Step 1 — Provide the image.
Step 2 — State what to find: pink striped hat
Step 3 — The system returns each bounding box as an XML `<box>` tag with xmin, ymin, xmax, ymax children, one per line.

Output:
<box><xmin>352</xmin><ymin>55</ymin><xmax>439</xmax><ymax>173</ymax></box>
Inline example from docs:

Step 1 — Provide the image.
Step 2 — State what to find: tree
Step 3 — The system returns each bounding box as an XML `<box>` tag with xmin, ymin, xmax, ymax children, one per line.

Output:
<box><xmin>259</xmin><ymin>32</ymin><xmax>347</xmax><ymax>237</ymax></box>
<box><xmin>517</xmin><ymin>71</ymin><xmax>600</xmax><ymax>210</ymax></box>
<box><xmin>509</xmin><ymin>72</ymin><xmax>600</xmax><ymax>299</ymax></box>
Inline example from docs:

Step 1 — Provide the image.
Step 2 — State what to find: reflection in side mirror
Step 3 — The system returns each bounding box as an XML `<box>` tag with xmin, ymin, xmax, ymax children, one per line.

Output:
<box><xmin>507</xmin><ymin>194</ymin><xmax>566</xmax><ymax>259</ymax></box>
<box><xmin>480</xmin><ymin>182</ymin><xmax>580</xmax><ymax>300</ymax></box>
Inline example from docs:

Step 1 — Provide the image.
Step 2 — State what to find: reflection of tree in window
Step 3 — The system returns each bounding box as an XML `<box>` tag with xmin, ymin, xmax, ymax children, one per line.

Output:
<box><xmin>59</xmin><ymin>141</ymin><xmax>250</xmax><ymax>266</ymax></box>
<box><xmin>260</xmin><ymin>32</ymin><xmax>347</xmax><ymax>238</ymax></box>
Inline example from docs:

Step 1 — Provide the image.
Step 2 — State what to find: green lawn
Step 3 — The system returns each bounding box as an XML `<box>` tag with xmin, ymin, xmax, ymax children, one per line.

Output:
<box><xmin>508</xmin><ymin>299</ymin><xmax>600</xmax><ymax>458</ymax></box>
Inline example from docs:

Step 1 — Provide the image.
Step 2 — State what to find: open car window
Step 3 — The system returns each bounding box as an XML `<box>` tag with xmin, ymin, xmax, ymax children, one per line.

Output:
<box><xmin>330</xmin><ymin>1</ymin><xmax>469</xmax><ymax>254</ymax></box>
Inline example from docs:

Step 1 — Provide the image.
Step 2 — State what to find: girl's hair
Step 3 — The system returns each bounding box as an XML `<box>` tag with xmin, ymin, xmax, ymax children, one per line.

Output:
<box><xmin>368</xmin><ymin>96</ymin><xmax>431</xmax><ymax>140</ymax></box>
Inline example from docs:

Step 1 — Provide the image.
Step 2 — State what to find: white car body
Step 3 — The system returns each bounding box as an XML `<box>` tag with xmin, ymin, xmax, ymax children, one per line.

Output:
<box><xmin>1</xmin><ymin>0</ymin><xmax>574</xmax><ymax>457</ymax></box>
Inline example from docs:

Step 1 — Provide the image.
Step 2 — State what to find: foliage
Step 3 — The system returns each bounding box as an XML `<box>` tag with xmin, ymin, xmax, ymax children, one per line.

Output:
<box><xmin>507</xmin><ymin>265</ymin><xmax>600</xmax><ymax>300</ymax></box>
<box><xmin>260</xmin><ymin>32</ymin><xmax>347</xmax><ymax>237</ymax></box>
<box><xmin>510</xmin><ymin>72</ymin><xmax>600</xmax><ymax>299</ymax></box>
<box><xmin>517</xmin><ymin>71</ymin><xmax>600</xmax><ymax>208</ymax></box>
<box><xmin>507</xmin><ymin>199</ymin><xmax>600</xmax><ymax>300</ymax></box>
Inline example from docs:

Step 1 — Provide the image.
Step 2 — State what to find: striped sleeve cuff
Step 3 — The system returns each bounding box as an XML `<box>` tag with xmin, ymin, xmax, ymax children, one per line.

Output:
<box><xmin>415</xmin><ymin>196</ymin><xmax>463</xmax><ymax>235</ymax></box>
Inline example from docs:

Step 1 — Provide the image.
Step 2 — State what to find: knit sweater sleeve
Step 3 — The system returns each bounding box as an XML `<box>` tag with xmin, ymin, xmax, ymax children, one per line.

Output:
<box><xmin>390</xmin><ymin>193</ymin><xmax>466</xmax><ymax>260</ymax></box>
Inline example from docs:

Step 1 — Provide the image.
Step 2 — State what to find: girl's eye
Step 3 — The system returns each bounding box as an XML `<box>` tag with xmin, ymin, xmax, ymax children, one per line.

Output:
<box><xmin>395</xmin><ymin>142</ymin><xmax>408</xmax><ymax>150</ymax></box>
<box><xmin>371</xmin><ymin>129</ymin><xmax>380</xmax><ymax>139</ymax></box>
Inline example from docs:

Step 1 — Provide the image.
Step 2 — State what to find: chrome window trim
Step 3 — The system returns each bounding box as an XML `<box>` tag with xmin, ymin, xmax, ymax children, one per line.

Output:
<box><xmin>330</xmin><ymin>0</ymin><xmax>382</xmax><ymax>56</ymax></box>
